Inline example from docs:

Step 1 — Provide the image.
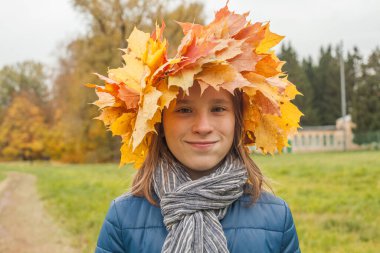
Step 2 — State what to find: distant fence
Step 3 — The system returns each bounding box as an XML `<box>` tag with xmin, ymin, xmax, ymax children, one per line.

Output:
<box><xmin>354</xmin><ymin>130</ymin><xmax>380</xmax><ymax>148</ymax></box>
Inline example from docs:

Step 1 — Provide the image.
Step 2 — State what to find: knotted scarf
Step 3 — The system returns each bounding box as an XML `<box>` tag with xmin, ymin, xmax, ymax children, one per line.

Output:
<box><xmin>153</xmin><ymin>154</ymin><xmax>248</xmax><ymax>253</ymax></box>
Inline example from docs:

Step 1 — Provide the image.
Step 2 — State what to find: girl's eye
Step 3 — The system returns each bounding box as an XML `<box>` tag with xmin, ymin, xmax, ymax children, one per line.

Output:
<box><xmin>176</xmin><ymin>108</ymin><xmax>192</xmax><ymax>113</ymax></box>
<box><xmin>211</xmin><ymin>106</ymin><xmax>226</xmax><ymax>113</ymax></box>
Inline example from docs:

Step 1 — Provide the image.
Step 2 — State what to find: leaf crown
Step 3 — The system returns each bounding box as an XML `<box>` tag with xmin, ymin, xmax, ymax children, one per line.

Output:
<box><xmin>88</xmin><ymin>5</ymin><xmax>303</xmax><ymax>168</ymax></box>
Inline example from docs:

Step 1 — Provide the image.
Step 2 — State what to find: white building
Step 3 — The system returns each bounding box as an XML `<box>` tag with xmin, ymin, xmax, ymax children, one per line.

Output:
<box><xmin>288</xmin><ymin>115</ymin><xmax>360</xmax><ymax>153</ymax></box>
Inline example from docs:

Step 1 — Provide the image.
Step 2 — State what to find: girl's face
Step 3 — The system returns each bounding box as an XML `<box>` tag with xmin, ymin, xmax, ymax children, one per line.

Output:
<box><xmin>163</xmin><ymin>83</ymin><xmax>235</xmax><ymax>179</ymax></box>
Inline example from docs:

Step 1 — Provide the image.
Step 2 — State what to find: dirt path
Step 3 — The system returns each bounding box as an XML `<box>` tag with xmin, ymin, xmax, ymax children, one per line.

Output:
<box><xmin>0</xmin><ymin>172</ymin><xmax>80</xmax><ymax>253</ymax></box>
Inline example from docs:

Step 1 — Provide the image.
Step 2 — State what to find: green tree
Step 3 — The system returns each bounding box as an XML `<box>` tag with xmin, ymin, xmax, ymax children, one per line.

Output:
<box><xmin>352</xmin><ymin>47</ymin><xmax>380</xmax><ymax>144</ymax></box>
<box><xmin>279</xmin><ymin>43</ymin><xmax>318</xmax><ymax>125</ymax></box>
<box><xmin>345</xmin><ymin>47</ymin><xmax>363</xmax><ymax>116</ymax></box>
<box><xmin>0</xmin><ymin>93</ymin><xmax>49</xmax><ymax>161</ymax></box>
<box><xmin>311</xmin><ymin>45</ymin><xmax>341</xmax><ymax>125</ymax></box>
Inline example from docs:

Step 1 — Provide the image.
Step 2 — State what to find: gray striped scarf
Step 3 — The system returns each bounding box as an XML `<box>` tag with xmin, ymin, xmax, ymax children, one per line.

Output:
<box><xmin>153</xmin><ymin>154</ymin><xmax>248</xmax><ymax>253</ymax></box>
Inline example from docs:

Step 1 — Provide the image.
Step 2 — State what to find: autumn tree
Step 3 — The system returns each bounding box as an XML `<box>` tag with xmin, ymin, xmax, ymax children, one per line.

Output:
<box><xmin>0</xmin><ymin>92</ymin><xmax>49</xmax><ymax>161</ymax></box>
<box><xmin>52</xmin><ymin>0</ymin><xmax>205</xmax><ymax>162</ymax></box>
<box><xmin>0</xmin><ymin>61</ymin><xmax>48</xmax><ymax>121</ymax></box>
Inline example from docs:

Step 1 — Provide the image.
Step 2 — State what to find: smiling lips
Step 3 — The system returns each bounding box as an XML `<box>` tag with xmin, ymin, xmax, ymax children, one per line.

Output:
<box><xmin>185</xmin><ymin>141</ymin><xmax>218</xmax><ymax>149</ymax></box>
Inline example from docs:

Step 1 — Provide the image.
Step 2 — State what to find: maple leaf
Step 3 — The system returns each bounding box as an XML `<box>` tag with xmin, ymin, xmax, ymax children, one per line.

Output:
<box><xmin>227</xmin><ymin>43</ymin><xmax>262</xmax><ymax>72</ymax></box>
<box><xmin>215</xmin><ymin>39</ymin><xmax>244</xmax><ymax>61</ymax></box>
<box><xmin>93</xmin><ymin>73</ymin><xmax>119</xmax><ymax>84</ymax></box>
<box><xmin>275</xmin><ymin>101</ymin><xmax>303</xmax><ymax>132</ymax></box>
<box><xmin>255</xmin><ymin>54</ymin><xmax>282</xmax><ymax>77</ymax></box>
<box><xmin>126</xmin><ymin>27</ymin><xmax>150</xmax><ymax>56</ymax></box>
<box><xmin>254</xmin><ymin>114</ymin><xmax>280</xmax><ymax>154</ymax></box>
<box><xmin>168</xmin><ymin>65</ymin><xmax>202</xmax><ymax>94</ymax></box>
<box><xmin>132</xmin><ymin>87</ymin><xmax>162</xmax><ymax>150</ymax></box>
<box><xmin>117</xmin><ymin>84</ymin><xmax>140</xmax><ymax>109</ymax></box>
<box><xmin>243</xmin><ymin>72</ymin><xmax>281</xmax><ymax>103</ymax></box>
<box><xmin>219</xmin><ymin>71</ymin><xmax>251</xmax><ymax>94</ymax></box>
<box><xmin>283</xmin><ymin>78</ymin><xmax>302</xmax><ymax>99</ymax></box>
<box><xmin>177</xmin><ymin>21</ymin><xmax>204</xmax><ymax>36</ymax></box>
<box><xmin>110</xmin><ymin>113</ymin><xmax>135</xmax><ymax>136</ymax></box>
<box><xmin>195</xmin><ymin>63</ymin><xmax>236</xmax><ymax>88</ymax></box>
<box><xmin>254</xmin><ymin>91</ymin><xmax>281</xmax><ymax>116</ymax></box>
<box><xmin>95</xmin><ymin>107</ymin><xmax>124</xmax><ymax>126</ymax></box>
<box><xmin>255</xmin><ymin>23</ymin><xmax>284</xmax><ymax>54</ymax></box>
<box><xmin>108</xmin><ymin>56</ymin><xmax>144</xmax><ymax>92</ymax></box>
<box><xmin>214</xmin><ymin>5</ymin><xmax>248</xmax><ymax>36</ymax></box>
<box><xmin>93</xmin><ymin>91</ymin><xmax>116</xmax><ymax>109</ymax></box>
<box><xmin>151</xmin><ymin>21</ymin><xmax>166</xmax><ymax>41</ymax></box>
<box><xmin>233</xmin><ymin>22</ymin><xmax>263</xmax><ymax>41</ymax></box>
<box><xmin>243</xmin><ymin>94</ymin><xmax>260</xmax><ymax>138</ymax></box>
<box><xmin>265</xmin><ymin>77</ymin><xmax>287</xmax><ymax>93</ymax></box>
<box><xmin>156</xmin><ymin>79</ymin><xmax>179</xmax><ymax>109</ymax></box>
<box><xmin>143</xmin><ymin>37</ymin><xmax>167</xmax><ymax>72</ymax></box>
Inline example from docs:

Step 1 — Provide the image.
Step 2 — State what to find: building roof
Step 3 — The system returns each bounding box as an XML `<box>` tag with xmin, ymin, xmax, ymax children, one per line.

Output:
<box><xmin>300</xmin><ymin>125</ymin><xmax>337</xmax><ymax>131</ymax></box>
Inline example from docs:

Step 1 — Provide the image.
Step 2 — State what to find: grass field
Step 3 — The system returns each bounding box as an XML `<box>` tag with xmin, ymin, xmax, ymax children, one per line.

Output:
<box><xmin>0</xmin><ymin>150</ymin><xmax>379</xmax><ymax>252</ymax></box>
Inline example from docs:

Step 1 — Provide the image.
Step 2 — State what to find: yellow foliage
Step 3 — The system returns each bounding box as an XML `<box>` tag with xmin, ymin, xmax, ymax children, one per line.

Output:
<box><xmin>0</xmin><ymin>93</ymin><xmax>49</xmax><ymax>160</ymax></box>
<box><xmin>87</xmin><ymin>4</ymin><xmax>303</xmax><ymax>168</ymax></box>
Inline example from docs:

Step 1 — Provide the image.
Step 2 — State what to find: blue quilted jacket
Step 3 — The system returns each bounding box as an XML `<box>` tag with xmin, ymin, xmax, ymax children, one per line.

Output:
<box><xmin>95</xmin><ymin>191</ymin><xmax>300</xmax><ymax>253</ymax></box>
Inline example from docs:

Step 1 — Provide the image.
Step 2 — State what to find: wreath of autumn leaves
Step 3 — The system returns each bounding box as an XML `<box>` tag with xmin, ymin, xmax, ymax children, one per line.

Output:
<box><xmin>87</xmin><ymin>5</ymin><xmax>303</xmax><ymax>168</ymax></box>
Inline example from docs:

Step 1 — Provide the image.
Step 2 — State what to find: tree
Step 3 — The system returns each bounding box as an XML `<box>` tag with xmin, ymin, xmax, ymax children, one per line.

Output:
<box><xmin>311</xmin><ymin>45</ymin><xmax>341</xmax><ymax>125</ymax></box>
<box><xmin>51</xmin><ymin>0</ymin><xmax>206</xmax><ymax>162</ymax></box>
<box><xmin>0</xmin><ymin>61</ymin><xmax>48</xmax><ymax>121</ymax></box>
<box><xmin>352</xmin><ymin>47</ymin><xmax>380</xmax><ymax>144</ymax></box>
<box><xmin>0</xmin><ymin>93</ymin><xmax>49</xmax><ymax>161</ymax></box>
<box><xmin>279</xmin><ymin>43</ymin><xmax>318</xmax><ymax>125</ymax></box>
<box><xmin>345</xmin><ymin>47</ymin><xmax>363</xmax><ymax>116</ymax></box>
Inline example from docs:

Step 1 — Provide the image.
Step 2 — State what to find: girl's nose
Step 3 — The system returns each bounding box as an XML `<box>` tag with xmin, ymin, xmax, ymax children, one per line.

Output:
<box><xmin>191</xmin><ymin>112</ymin><xmax>213</xmax><ymax>134</ymax></box>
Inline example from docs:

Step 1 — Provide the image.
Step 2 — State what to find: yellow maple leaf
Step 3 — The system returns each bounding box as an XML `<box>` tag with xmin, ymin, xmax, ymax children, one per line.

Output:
<box><xmin>168</xmin><ymin>65</ymin><xmax>202</xmax><ymax>93</ymax></box>
<box><xmin>108</xmin><ymin>59</ymin><xmax>144</xmax><ymax>92</ymax></box>
<box><xmin>243</xmin><ymin>95</ymin><xmax>260</xmax><ymax>135</ymax></box>
<box><xmin>243</xmin><ymin>72</ymin><xmax>281</xmax><ymax>103</ymax></box>
<box><xmin>283</xmin><ymin>78</ymin><xmax>302</xmax><ymax>100</ymax></box>
<box><xmin>132</xmin><ymin>87</ymin><xmax>162</xmax><ymax>150</ymax></box>
<box><xmin>143</xmin><ymin>38</ymin><xmax>167</xmax><ymax>72</ymax></box>
<box><xmin>196</xmin><ymin>63</ymin><xmax>236</xmax><ymax>87</ymax></box>
<box><xmin>254</xmin><ymin>114</ymin><xmax>279</xmax><ymax>154</ymax></box>
<box><xmin>110</xmin><ymin>113</ymin><xmax>135</xmax><ymax>136</ymax></box>
<box><xmin>120</xmin><ymin>133</ymin><xmax>152</xmax><ymax>168</ymax></box>
<box><xmin>95</xmin><ymin>107</ymin><xmax>124</xmax><ymax>126</ymax></box>
<box><xmin>255</xmin><ymin>23</ymin><xmax>284</xmax><ymax>54</ymax></box>
<box><xmin>219</xmin><ymin>72</ymin><xmax>251</xmax><ymax>94</ymax></box>
<box><xmin>157</xmin><ymin>79</ymin><xmax>179</xmax><ymax>109</ymax></box>
<box><xmin>255</xmin><ymin>54</ymin><xmax>281</xmax><ymax>78</ymax></box>
<box><xmin>270</xmin><ymin>101</ymin><xmax>303</xmax><ymax>133</ymax></box>
<box><xmin>126</xmin><ymin>27</ymin><xmax>150</xmax><ymax>57</ymax></box>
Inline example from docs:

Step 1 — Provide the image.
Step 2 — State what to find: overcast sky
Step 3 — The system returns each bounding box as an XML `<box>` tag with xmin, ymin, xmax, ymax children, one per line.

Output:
<box><xmin>1</xmin><ymin>0</ymin><xmax>379</xmax><ymax>69</ymax></box>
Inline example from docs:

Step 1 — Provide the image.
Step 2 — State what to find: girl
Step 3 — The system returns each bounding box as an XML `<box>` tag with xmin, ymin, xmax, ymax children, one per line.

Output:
<box><xmin>91</xmin><ymin>5</ymin><xmax>301</xmax><ymax>253</ymax></box>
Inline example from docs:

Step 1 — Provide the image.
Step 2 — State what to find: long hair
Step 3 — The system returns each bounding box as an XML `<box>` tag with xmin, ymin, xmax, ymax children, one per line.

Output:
<box><xmin>131</xmin><ymin>89</ymin><xmax>271</xmax><ymax>205</ymax></box>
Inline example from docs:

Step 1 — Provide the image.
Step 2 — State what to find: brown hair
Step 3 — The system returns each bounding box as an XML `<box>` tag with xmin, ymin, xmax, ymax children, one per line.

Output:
<box><xmin>131</xmin><ymin>89</ymin><xmax>271</xmax><ymax>205</ymax></box>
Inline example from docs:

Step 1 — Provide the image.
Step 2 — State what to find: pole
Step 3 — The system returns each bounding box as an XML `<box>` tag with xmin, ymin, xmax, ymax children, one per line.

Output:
<box><xmin>340</xmin><ymin>41</ymin><xmax>347</xmax><ymax>151</ymax></box>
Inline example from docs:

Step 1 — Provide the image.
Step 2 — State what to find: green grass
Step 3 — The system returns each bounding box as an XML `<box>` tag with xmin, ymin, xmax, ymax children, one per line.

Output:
<box><xmin>0</xmin><ymin>150</ymin><xmax>379</xmax><ymax>252</ymax></box>
<box><xmin>254</xmin><ymin>151</ymin><xmax>380</xmax><ymax>253</ymax></box>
